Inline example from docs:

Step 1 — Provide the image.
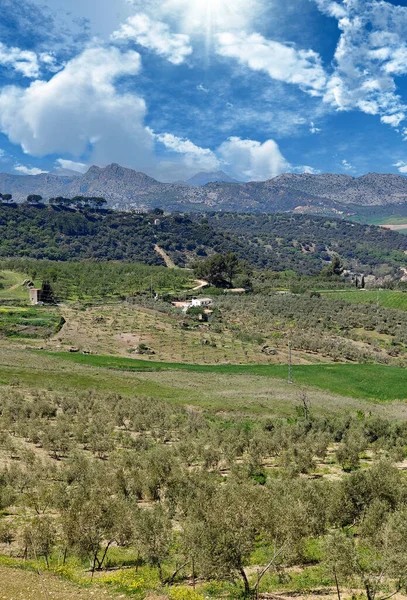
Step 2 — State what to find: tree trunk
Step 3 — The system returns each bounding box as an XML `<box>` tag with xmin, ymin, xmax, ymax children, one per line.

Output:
<box><xmin>164</xmin><ymin>561</ymin><xmax>190</xmax><ymax>586</ymax></box>
<box><xmin>239</xmin><ymin>565</ymin><xmax>251</xmax><ymax>597</ymax></box>
<box><xmin>365</xmin><ymin>582</ymin><xmax>375</xmax><ymax>600</ymax></box>
<box><xmin>334</xmin><ymin>569</ymin><xmax>341</xmax><ymax>600</ymax></box>
<box><xmin>99</xmin><ymin>541</ymin><xmax>112</xmax><ymax>570</ymax></box>
<box><xmin>91</xmin><ymin>551</ymin><xmax>98</xmax><ymax>579</ymax></box>
<box><xmin>158</xmin><ymin>561</ymin><xmax>164</xmax><ymax>585</ymax></box>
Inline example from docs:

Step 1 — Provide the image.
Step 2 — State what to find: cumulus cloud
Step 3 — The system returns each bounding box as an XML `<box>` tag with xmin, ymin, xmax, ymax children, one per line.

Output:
<box><xmin>152</xmin><ymin>131</ymin><xmax>221</xmax><ymax>171</ymax></box>
<box><xmin>15</xmin><ymin>164</ymin><xmax>48</xmax><ymax>175</ymax></box>
<box><xmin>0</xmin><ymin>46</ymin><xmax>155</xmax><ymax>169</ymax></box>
<box><xmin>312</xmin><ymin>0</ymin><xmax>347</xmax><ymax>19</ymax></box>
<box><xmin>151</xmin><ymin>132</ymin><xmax>295</xmax><ymax>181</ymax></box>
<box><xmin>217</xmin><ymin>32</ymin><xmax>327</xmax><ymax>97</ymax></box>
<box><xmin>0</xmin><ymin>42</ymin><xmax>40</xmax><ymax>78</ymax></box>
<box><xmin>218</xmin><ymin>137</ymin><xmax>290</xmax><ymax>181</ymax></box>
<box><xmin>0</xmin><ymin>43</ymin><xmax>61</xmax><ymax>79</ymax></box>
<box><xmin>112</xmin><ymin>13</ymin><xmax>192</xmax><ymax>65</ymax></box>
<box><xmin>394</xmin><ymin>160</ymin><xmax>407</xmax><ymax>174</ymax></box>
<box><xmin>313</xmin><ymin>0</ymin><xmax>407</xmax><ymax>128</ymax></box>
<box><xmin>299</xmin><ymin>166</ymin><xmax>321</xmax><ymax>174</ymax></box>
<box><xmin>55</xmin><ymin>159</ymin><xmax>88</xmax><ymax>173</ymax></box>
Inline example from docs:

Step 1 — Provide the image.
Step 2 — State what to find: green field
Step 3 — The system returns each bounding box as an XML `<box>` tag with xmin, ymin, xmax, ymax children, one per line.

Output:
<box><xmin>41</xmin><ymin>351</ymin><xmax>407</xmax><ymax>402</ymax></box>
<box><xmin>0</xmin><ymin>261</ymin><xmax>194</xmax><ymax>303</ymax></box>
<box><xmin>0</xmin><ymin>270</ymin><xmax>30</xmax><ymax>302</ymax></box>
<box><xmin>0</xmin><ymin>307</ymin><xmax>64</xmax><ymax>338</ymax></box>
<box><xmin>320</xmin><ymin>289</ymin><xmax>407</xmax><ymax>311</ymax></box>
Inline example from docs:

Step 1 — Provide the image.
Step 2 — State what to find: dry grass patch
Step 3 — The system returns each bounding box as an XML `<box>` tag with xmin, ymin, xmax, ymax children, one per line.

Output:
<box><xmin>0</xmin><ymin>565</ymin><xmax>120</xmax><ymax>599</ymax></box>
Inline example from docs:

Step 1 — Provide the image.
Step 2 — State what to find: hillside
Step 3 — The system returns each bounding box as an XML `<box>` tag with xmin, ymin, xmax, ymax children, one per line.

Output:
<box><xmin>3</xmin><ymin>164</ymin><xmax>407</xmax><ymax>213</ymax></box>
<box><xmin>0</xmin><ymin>204</ymin><xmax>407</xmax><ymax>276</ymax></box>
<box><xmin>184</xmin><ymin>170</ymin><xmax>241</xmax><ymax>186</ymax></box>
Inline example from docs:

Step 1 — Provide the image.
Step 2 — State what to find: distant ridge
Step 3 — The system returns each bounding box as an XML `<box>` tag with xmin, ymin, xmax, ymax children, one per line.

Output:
<box><xmin>1</xmin><ymin>163</ymin><xmax>407</xmax><ymax>213</ymax></box>
<box><xmin>184</xmin><ymin>170</ymin><xmax>241</xmax><ymax>186</ymax></box>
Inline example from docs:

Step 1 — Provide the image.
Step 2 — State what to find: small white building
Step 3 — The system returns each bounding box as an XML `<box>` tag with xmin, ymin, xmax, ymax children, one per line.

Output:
<box><xmin>29</xmin><ymin>288</ymin><xmax>42</xmax><ymax>305</ymax></box>
<box><xmin>191</xmin><ymin>297</ymin><xmax>213</xmax><ymax>308</ymax></box>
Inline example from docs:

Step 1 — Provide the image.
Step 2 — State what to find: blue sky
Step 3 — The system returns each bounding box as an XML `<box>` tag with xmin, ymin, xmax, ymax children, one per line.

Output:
<box><xmin>2</xmin><ymin>0</ymin><xmax>407</xmax><ymax>181</ymax></box>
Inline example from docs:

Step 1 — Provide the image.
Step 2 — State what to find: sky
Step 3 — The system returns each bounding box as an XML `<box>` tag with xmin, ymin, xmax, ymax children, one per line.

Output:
<box><xmin>2</xmin><ymin>0</ymin><xmax>407</xmax><ymax>182</ymax></box>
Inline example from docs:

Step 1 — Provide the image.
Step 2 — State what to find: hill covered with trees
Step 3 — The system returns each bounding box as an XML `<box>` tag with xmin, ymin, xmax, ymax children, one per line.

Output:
<box><xmin>0</xmin><ymin>203</ymin><xmax>406</xmax><ymax>277</ymax></box>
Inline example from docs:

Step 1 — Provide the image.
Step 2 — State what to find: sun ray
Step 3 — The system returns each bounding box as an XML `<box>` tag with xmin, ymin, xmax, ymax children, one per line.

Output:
<box><xmin>161</xmin><ymin>0</ymin><xmax>259</xmax><ymax>39</ymax></box>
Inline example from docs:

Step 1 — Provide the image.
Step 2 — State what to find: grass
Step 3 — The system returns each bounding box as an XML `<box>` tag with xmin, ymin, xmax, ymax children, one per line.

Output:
<box><xmin>40</xmin><ymin>350</ymin><xmax>407</xmax><ymax>402</ymax></box>
<box><xmin>320</xmin><ymin>289</ymin><xmax>407</xmax><ymax>311</ymax></box>
<box><xmin>0</xmin><ymin>270</ymin><xmax>30</xmax><ymax>302</ymax></box>
<box><xmin>0</xmin><ymin>563</ymin><xmax>120</xmax><ymax>599</ymax></box>
<box><xmin>0</xmin><ymin>307</ymin><xmax>64</xmax><ymax>338</ymax></box>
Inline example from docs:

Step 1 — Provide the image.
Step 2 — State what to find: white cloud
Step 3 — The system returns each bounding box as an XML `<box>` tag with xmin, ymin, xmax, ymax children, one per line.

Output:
<box><xmin>381</xmin><ymin>113</ymin><xmax>405</xmax><ymax>127</ymax></box>
<box><xmin>313</xmin><ymin>0</ymin><xmax>407</xmax><ymax>128</ymax></box>
<box><xmin>0</xmin><ymin>43</ymin><xmax>62</xmax><ymax>79</ymax></box>
<box><xmin>0</xmin><ymin>46</ymin><xmax>155</xmax><ymax>170</ymax></box>
<box><xmin>217</xmin><ymin>32</ymin><xmax>327</xmax><ymax>96</ymax></box>
<box><xmin>15</xmin><ymin>164</ymin><xmax>48</xmax><ymax>175</ymax></box>
<box><xmin>0</xmin><ymin>42</ymin><xmax>40</xmax><ymax>78</ymax></box>
<box><xmin>295</xmin><ymin>165</ymin><xmax>321</xmax><ymax>175</ymax></box>
<box><xmin>127</xmin><ymin>0</ymin><xmax>260</xmax><ymax>34</ymax></box>
<box><xmin>342</xmin><ymin>159</ymin><xmax>354</xmax><ymax>171</ymax></box>
<box><xmin>151</xmin><ymin>131</ymin><xmax>293</xmax><ymax>181</ymax></box>
<box><xmin>312</xmin><ymin>0</ymin><xmax>347</xmax><ymax>19</ymax></box>
<box><xmin>0</xmin><ymin>149</ymin><xmax>5</xmax><ymax>158</ymax></box>
<box><xmin>152</xmin><ymin>131</ymin><xmax>221</xmax><ymax>171</ymax></box>
<box><xmin>55</xmin><ymin>159</ymin><xmax>88</xmax><ymax>173</ymax></box>
<box><xmin>217</xmin><ymin>137</ymin><xmax>290</xmax><ymax>181</ymax></box>
<box><xmin>112</xmin><ymin>13</ymin><xmax>192</xmax><ymax>65</ymax></box>
<box><xmin>394</xmin><ymin>160</ymin><xmax>407</xmax><ymax>174</ymax></box>
<box><xmin>310</xmin><ymin>122</ymin><xmax>321</xmax><ymax>134</ymax></box>
<box><xmin>39</xmin><ymin>53</ymin><xmax>63</xmax><ymax>73</ymax></box>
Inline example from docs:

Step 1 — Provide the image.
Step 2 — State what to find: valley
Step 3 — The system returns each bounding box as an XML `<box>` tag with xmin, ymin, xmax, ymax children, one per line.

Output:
<box><xmin>1</xmin><ymin>208</ymin><xmax>407</xmax><ymax>600</ymax></box>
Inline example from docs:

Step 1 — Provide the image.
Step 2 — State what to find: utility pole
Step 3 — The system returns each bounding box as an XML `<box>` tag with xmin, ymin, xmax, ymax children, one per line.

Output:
<box><xmin>288</xmin><ymin>340</ymin><xmax>293</xmax><ymax>384</ymax></box>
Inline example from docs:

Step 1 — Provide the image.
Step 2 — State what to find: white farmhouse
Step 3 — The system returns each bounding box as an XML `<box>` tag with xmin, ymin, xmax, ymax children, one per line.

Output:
<box><xmin>191</xmin><ymin>297</ymin><xmax>213</xmax><ymax>308</ymax></box>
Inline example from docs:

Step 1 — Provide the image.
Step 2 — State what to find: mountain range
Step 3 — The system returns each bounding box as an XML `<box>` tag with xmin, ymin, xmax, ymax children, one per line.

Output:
<box><xmin>2</xmin><ymin>163</ymin><xmax>407</xmax><ymax>214</ymax></box>
<box><xmin>184</xmin><ymin>171</ymin><xmax>241</xmax><ymax>186</ymax></box>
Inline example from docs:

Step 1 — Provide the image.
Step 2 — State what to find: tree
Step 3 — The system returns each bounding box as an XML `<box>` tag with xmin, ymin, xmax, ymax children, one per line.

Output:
<box><xmin>49</xmin><ymin>196</ymin><xmax>71</xmax><ymax>208</ymax></box>
<box><xmin>322</xmin><ymin>531</ymin><xmax>357</xmax><ymax>600</ymax></box>
<box><xmin>22</xmin><ymin>516</ymin><xmax>56</xmax><ymax>567</ymax></box>
<box><xmin>26</xmin><ymin>195</ymin><xmax>43</xmax><ymax>205</ymax></box>
<box><xmin>134</xmin><ymin>504</ymin><xmax>173</xmax><ymax>584</ymax></box>
<box><xmin>61</xmin><ymin>493</ymin><xmax>129</xmax><ymax>575</ymax></box>
<box><xmin>193</xmin><ymin>253</ymin><xmax>242</xmax><ymax>288</ymax></box>
<box><xmin>224</xmin><ymin>253</ymin><xmax>240</xmax><ymax>287</ymax></box>
<box><xmin>40</xmin><ymin>281</ymin><xmax>55</xmax><ymax>304</ymax></box>
<box><xmin>0</xmin><ymin>193</ymin><xmax>12</xmax><ymax>203</ymax></box>
<box><xmin>321</xmin><ymin>255</ymin><xmax>344</xmax><ymax>277</ymax></box>
<box><xmin>324</xmin><ymin>510</ymin><xmax>407</xmax><ymax>600</ymax></box>
<box><xmin>181</xmin><ymin>483</ymin><xmax>261</xmax><ymax>596</ymax></box>
<box><xmin>90</xmin><ymin>197</ymin><xmax>107</xmax><ymax>209</ymax></box>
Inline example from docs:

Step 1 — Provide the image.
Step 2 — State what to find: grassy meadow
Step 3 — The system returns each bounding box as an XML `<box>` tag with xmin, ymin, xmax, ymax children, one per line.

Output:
<box><xmin>320</xmin><ymin>288</ymin><xmax>407</xmax><ymax>311</ymax></box>
<box><xmin>42</xmin><ymin>350</ymin><xmax>407</xmax><ymax>402</ymax></box>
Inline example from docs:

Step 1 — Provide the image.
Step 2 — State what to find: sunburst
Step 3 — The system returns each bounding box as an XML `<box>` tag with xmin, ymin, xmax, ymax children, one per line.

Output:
<box><xmin>162</xmin><ymin>0</ymin><xmax>257</xmax><ymax>41</ymax></box>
